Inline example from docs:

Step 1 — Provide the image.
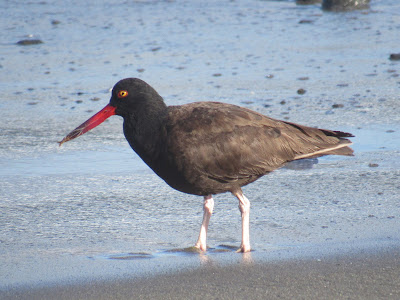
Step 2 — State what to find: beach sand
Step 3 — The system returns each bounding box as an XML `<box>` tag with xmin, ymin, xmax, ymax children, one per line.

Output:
<box><xmin>4</xmin><ymin>247</ymin><xmax>400</xmax><ymax>300</ymax></box>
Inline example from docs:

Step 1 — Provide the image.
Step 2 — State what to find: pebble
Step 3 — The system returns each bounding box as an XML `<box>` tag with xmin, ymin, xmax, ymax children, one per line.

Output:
<box><xmin>297</xmin><ymin>88</ymin><xmax>306</xmax><ymax>95</ymax></box>
<box><xmin>296</xmin><ymin>0</ymin><xmax>321</xmax><ymax>4</ymax></box>
<box><xmin>337</xmin><ymin>83</ymin><xmax>349</xmax><ymax>87</ymax></box>
<box><xmin>389</xmin><ymin>53</ymin><xmax>400</xmax><ymax>61</ymax></box>
<box><xmin>299</xmin><ymin>20</ymin><xmax>314</xmax><ymax>24</ymax></box>
<box><xmin>332</xmin><ymin>103</ymin><xmax>344</xmax><ymax>108</ymax></box>
<box><xmin>16</xmin><ymin>39</ymin><xmax>43</xmax><ymax>46</ymax></box>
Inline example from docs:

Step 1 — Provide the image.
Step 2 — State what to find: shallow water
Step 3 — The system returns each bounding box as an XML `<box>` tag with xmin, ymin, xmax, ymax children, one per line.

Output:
<box><xmin>1</xmin><ymin>0</ymin><xmax>400</xmax><ymax>289</ymax></box>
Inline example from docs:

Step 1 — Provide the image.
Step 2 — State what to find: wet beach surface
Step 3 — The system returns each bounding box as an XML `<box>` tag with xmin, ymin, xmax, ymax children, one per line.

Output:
<box><xmin>1</xmin><ymin>0</ymin><xmax>400</xmax><ymax>297</ymax></box>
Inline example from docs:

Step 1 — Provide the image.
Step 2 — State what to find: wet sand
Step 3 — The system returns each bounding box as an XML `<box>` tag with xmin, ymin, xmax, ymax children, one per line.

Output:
<box><xmin>4</xmin><ymin>246</ymin><xmax>400</xmax><ymax>300</ymax></box>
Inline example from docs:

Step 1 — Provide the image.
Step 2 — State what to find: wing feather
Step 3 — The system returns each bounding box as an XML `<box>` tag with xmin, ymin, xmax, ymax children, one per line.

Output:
<box><xmin>166</xmin><ymin>102</ymin><xmax>353</xmax><ymax>188</ymax></box>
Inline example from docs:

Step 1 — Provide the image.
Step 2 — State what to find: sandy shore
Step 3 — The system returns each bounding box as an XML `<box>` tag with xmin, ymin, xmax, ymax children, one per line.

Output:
<box><xmin>4</xmin><ymin>246</ymin><xmax>399</xmax><ymax>300</ymax></box>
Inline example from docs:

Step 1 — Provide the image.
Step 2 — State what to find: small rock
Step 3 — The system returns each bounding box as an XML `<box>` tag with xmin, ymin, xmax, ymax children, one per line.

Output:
<box><xmin>322</xmin><ymin>0</ymin><xmax>370</xmax><ymax>11</ymax></box>
<box><xmin>337</xmin><ymin>83</ymin><xmax>349</xmax><ymax>87</ymax></box>
<box><xmin>51</xmin><ymin>20</ymin><xmax>61</xmax><ymax>25</ymax></box>
<box><xmin>332</xmin><ymin>103</ymin><xmax>344</xmax><ymax>108</ymax></box>
<box><xmin>296</xmin><ymin>0</ymin><xmax>322</xmax><ymax>4</ymax></box>
<box><xmin>368</xmin><ymin>163</ymin><xmax>379</xmax><ymax>168</ymax></box>
<box><xmin>297</xmin><ymin>77</ymin><xmax>309</xmax><ymax>81</ymax></box>
<box><xmin>389</xmin><ymin>53</ymin><xmax>400</xmax><ymax>61</ymax></box>
<box><xmin>212</xmin><ymin>73</ymin><xmax>222</xmax><ymax>77</ymax></box>
<box><xmin>16</xmin><ymin>39</ymin><xmax>44</xmax><ymax>46</ymax></box>
<box><xmin>299</xmin><ymin>20</ymin><xmax>314</xmax><ymax>24</ymax></box>
<box><xmin>280</xmin><ymin>100</ymin><xmax>286</xmax><ymax>105</ymax></box>
<box><xmin>137</xmin><ymin>68</ymin><xmax>145</xmax><ymax>73</ymax></box>
<box><xmin>297</xmin><ymin>88</ymin><xmax>306</xmax><ymax>95</ymax></box>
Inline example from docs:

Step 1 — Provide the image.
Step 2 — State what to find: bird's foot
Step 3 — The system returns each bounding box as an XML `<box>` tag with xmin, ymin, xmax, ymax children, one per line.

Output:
<box><xmin>194</xmin><ymin>243</ymin><xmax>207</xmax><ymax>252</ymax></box>
<box><xmin>236</xmin><ymin>244</ymin><xmax>251</xmax><ymax>253</ymax></box>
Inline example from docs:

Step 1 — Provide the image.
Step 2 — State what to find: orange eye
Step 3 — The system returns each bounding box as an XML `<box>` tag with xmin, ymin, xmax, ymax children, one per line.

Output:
<box><xmin>117</xmin><ymin>90</ymin><xmax>128</xmax><ymax>98</ymax></box>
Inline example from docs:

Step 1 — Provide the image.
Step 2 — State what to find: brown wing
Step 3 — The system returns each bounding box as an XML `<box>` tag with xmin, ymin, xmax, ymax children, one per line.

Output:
<box><xmin>165</xmin><ymin>102</ymin><xmax>353</xmax><ymax>191</ymax></box>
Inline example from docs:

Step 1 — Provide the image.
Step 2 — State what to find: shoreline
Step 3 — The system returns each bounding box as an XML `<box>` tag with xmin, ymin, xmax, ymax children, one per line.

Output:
<box><xmin>3</xmin><ymin>242</ymin><xmax>400</xmax><ymax>300</ymax></box>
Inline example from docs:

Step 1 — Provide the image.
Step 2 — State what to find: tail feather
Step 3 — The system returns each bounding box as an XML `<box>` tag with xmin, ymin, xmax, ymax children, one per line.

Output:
<box><xmin>319</xmin><ymin>129</ymin><xmax>354</xmax><ymax>138</ymax></box>
<box><xmin>289</xmin><ymin>127</ymin><xmax>354</xmax><ymax>160</ymax></box>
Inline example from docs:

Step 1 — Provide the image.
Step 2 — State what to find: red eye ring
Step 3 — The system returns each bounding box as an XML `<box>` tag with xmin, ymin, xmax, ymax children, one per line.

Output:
<box><xmin>117</xmin><ymin>90</ymin><xmax>128</xmax><ymax>98</ymax></box>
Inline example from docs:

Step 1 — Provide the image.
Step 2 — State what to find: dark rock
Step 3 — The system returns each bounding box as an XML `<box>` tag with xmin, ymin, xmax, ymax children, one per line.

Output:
<box><xmin>389</xmin><ymin>53</ymin><xmax>400</xmax><ymax>61</ymax></box>
<box><xmin>296</xmin><ymin>0</ymin><xmax>322</xmax><ymax>4</ymax></box>
<box><xmin>299</xmin><ymin>20</ymin><xmax>314</xmax><ymax>24</ymax></box>
<box><xmin>332</xmin><ymin>103</ymin><xmax>344</xmax><ymax>108</ymax></box>
<box><xmin>16</xmin><ymin>39</ymin><xmax>44</xmax><ymax>46</ymax></box>
<box><xmin>297</xmin><ymin>88</ymin><xmax>306</xmax><ymax>95</ymax></box>
<box><xmin>337</xmin><ymin>83</ymin><xmax>349</xmax><ymax>87</ymax></box>
<box><xmin>322</xmin><ymin>0</ymin><xmax>370</xmax><ymax>11</ymax></box>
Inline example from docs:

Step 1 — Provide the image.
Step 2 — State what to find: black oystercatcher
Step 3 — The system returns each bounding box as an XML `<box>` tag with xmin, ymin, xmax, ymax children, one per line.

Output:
<box><xmin>59</xmin><ymin>78</ymin><xmax>354</xmax><ymax>252</ymax></box>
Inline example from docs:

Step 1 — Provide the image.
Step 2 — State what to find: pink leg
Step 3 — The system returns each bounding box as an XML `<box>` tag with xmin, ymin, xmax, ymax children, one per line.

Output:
<box><xmin>195</xmin><ymin>195</ymin><xmax>214</xmax><ymax>251</ymax></box>
<box><xmin>233</xmin><ymin>190</ymin><xmax>251</xmax><ymax>252</ymax></box>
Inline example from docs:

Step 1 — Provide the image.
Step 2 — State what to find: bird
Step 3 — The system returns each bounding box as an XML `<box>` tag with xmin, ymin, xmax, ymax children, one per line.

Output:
<box><xmin>59</xmin><ymin>78</ymin><xmax>354</xmax><ymax>253</ymax></box>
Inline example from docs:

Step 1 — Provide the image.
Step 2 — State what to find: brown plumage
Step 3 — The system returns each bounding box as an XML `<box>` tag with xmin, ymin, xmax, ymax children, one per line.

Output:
<box><xmin>163</xmin><ymin>102</ymin><xmax>353</xmax><ymax>195</ymax></box>
<box><xmin>60</xmin><ymin>78</ymin><xmax>354</xmax><ymax>252</ymax></box>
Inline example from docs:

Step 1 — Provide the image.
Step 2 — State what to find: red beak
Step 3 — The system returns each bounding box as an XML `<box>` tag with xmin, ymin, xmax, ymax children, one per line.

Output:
<box><xmin>59</xmin><ymin>104</ymin><xmax>116</xmax><ymax>146</ymax></box>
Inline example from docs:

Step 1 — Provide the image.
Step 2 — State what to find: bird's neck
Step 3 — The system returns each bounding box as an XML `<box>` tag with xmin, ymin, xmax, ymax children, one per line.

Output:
<box><xmin>123</xmin><ymin>100</ymin><xmax>168</xmax><ymax>166</ymax></box>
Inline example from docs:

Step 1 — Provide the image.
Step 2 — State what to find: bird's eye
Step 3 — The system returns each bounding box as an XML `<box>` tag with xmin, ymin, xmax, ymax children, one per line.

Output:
<box><xmin>117</xmin><ymin>90</ymin><xmax>128</xmax><ymax>98</ymax></box>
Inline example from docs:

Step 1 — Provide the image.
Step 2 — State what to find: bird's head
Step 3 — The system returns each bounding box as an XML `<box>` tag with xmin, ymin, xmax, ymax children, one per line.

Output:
<box><xmin>59</xmin><ymin>78</ymin><xmax>164</xmax><ymax>146</ymax></box>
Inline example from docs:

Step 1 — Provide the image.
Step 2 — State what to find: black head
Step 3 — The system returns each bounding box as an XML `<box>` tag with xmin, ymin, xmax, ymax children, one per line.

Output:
<box><xmin>109</xmin><ymin>78</ymin><xmax>166</xmax><ymax>118</ymax></box>
<box><xmin>59</xmin><ymin>78</ymin><xmax>167</xmax><ymax>146</ymax></box>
